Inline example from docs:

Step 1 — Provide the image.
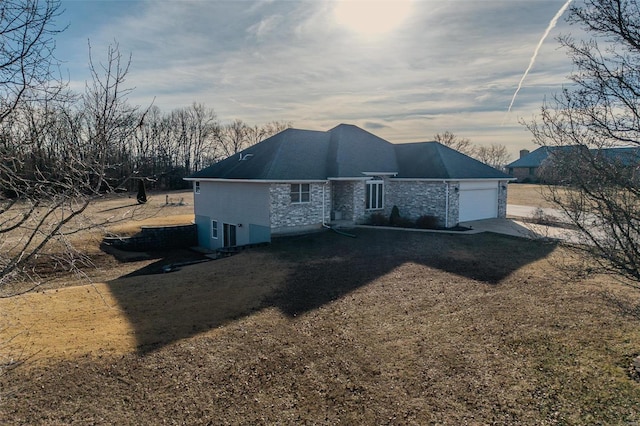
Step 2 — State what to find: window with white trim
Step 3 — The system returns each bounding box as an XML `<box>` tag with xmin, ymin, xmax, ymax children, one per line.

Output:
<box><xmin>366</xmin><ymin>180</ymin><xmax>384</xmax><ymax>210</ymax></box>
<box><xmin>290</xmin><ymin>183</ymin><xmax>310</xmax><ymax>203</ymax></box>
<box><xmin>211</xmin><ymin>220</ymin><xmax>218</xmax><ymax>239</ymax></box>
<box><xmin>195</xmin><ymin>181</ymin><xmax>200</xmax><ymax>194</ymax></box>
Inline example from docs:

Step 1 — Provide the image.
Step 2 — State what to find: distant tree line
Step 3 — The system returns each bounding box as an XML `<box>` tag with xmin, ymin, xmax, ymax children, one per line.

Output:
<box><xmin>2</xmin><ymin>96</ymin><xmax>291</xmax><ymax>196</ymax></box>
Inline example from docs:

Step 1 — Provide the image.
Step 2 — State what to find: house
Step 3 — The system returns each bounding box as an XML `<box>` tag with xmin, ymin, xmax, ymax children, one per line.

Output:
<box><xmin>185</xmin><ymin>124</ymin><xmax>512</xmax><ymax>250</ymax></box>
<box><xmin>506</xmin><ymin>146</ymin><xmax>581</xmax><ymax>182</ymax></box>
<box><xmin>507</xmin><ymin>145</ymin><xmax>640</xmax><ymax>183</ymax></box>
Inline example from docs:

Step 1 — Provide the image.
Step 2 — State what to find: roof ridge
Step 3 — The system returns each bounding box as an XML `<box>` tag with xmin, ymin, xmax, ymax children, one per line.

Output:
<box><xmin>431</xmin><ymin>143</ymin><xmax>454</xmax><ymax>178</ymax></box>
<box><xmin>263</xmin><ymin>128</ymin><xmax>291</xmax><ymax>179</ymax></box>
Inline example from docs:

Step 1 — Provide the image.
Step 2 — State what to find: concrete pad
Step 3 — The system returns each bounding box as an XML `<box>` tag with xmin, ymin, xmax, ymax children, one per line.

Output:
<box><xmin>459</xmin><ymin>218</ymin><xmax>540</xmax><ymax>239</ymax></box>
<box><xmin>507</xmin><ymin>204</ymin><xmax>565</xmax><ymax>220</ymax></box>
<box><xmin>460</xmin><ymin>217</ymin><xmax>585</xmax><ymax>243</ymax></box>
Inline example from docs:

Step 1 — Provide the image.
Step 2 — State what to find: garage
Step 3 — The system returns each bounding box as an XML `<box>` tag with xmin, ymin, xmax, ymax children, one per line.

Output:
<box><xmin>458</xmin><ymin>181</ymin><xmax>498</xmax><ymax>222</ymax></box>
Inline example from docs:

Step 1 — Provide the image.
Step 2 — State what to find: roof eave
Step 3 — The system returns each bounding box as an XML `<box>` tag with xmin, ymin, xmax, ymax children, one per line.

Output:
<box><xmin>391</xmin><ymin>177</ymin><xmax>516</xmax><ymax>182</ymax></box>
<box><xmin>183</xmin><ymin>177</ymin><xmax>329</xmax><ymax>183</ymax></box>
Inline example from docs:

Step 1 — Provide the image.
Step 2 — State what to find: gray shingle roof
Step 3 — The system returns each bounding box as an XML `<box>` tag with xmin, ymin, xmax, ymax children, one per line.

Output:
<box><xmin>188</xmin><ymin>124</ymin><xmax>511</xmax><ymax>180</ymax></box>
<box><xmin>395</xmin><ymin>142</ymin><xmax>511</xmax><ymax>179</ymax></box>
<box><xmin>506</xmin><ymin>145</ymin><xmax>640</xmax><ymax>169</ymax></box>
<box><xmin>188</xmin><ymin>128</ymin><xmax>331</xmax><ymax>180</ymax></box>
<box><xmin>595</xmin><ymin>147</ymin><xmax>640</xmax><ymax>166</ymax></box>
<box><xmin>327</xmin><ymin>124</ymin><xmax>398</xmax><ymax>177</ymax></box>
<box><xmin>506</xmin><ymin>147</ymin><xmax>553</xmax><ymax>168</ymax></box>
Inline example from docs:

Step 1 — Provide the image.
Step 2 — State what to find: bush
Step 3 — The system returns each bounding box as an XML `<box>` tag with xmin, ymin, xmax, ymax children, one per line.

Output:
<box><xmin>530</xmin><ymin>207</ymin><xmax>558</xmax><ymax>225</ymax></box>
<box><xmin>393</xmin><ymin>216</ymin><xmax>415</xmax><ymax>228</ymax></box>
<box><xmin>367</xmin><ymin>213</ymin><xmax>388</xmax><ymax>226</ymax></box>
<box><xmin>415</xmin><ymin>215</ymin><xmax>439</xmax><ymax>229</ymax></box>
<box><xmin>389</xmin><ymin>205</ymin><xmax>400</xmax><ymax>226</ymax></box>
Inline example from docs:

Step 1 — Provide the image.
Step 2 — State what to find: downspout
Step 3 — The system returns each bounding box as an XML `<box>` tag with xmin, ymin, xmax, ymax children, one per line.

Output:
<box><xmin>444</xmin><ymin>181</ymin><xmax>449</xmax><ymax>228</ymax></box>
<box><xmin>322</xmin><ymin>181</ymin><xmax>331</xmax><ymax>229</ymax></box>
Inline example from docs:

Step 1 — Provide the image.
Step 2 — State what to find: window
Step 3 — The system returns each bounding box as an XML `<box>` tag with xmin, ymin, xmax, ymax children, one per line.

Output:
<box><xmin>366</xmin><ymin>180</ymin><xmax>384</xmax><ymax>210</ymax></box>
<box><xmin>211</xmin><ymin>220</ymin><xmax>218</xmax><ymax>239</ymax></box>
<box><xmin>195</xmin><ymin>181</ymin><xmax>200</xmax><ymax>194</ymax></box>
<box><xmin>290</xmin><ymin>183</ymin><xmax>310</xmax><ymax>203</ymax></box>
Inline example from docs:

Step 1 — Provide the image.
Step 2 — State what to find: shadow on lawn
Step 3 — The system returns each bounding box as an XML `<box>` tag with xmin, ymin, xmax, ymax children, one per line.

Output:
<box><xmin>266</xmin><ymin>229</ymin><xmax>557</xmax><ymax>316</ymax></box>
<box><xmin>106</xmin><ymin>228</ymin><xmax>557</xmax><ymax>354</ymax></box>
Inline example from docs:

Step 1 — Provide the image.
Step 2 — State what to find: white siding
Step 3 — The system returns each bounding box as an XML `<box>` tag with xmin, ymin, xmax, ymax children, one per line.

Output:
<box><xmin>194</xmin><ymin>181</ymin><xmax>270</xmax><ymax>249</ymax></box>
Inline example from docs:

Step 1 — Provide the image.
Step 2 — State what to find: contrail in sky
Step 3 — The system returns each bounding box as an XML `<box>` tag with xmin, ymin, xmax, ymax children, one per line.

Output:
<box><xmin>506</xmin><ymin>0</ymin><xmax>573</xmax><ymax>113</ymax></box>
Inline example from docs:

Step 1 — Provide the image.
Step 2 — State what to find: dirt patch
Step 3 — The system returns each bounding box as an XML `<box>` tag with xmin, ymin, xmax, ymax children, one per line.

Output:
<box><xmin>2</xmin><ymin>229</ymin><xmax>640</xmax><ymax>424</ymax></box>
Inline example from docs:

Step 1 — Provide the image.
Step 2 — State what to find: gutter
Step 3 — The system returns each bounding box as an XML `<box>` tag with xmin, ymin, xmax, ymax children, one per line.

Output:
<box><xmin>183</xmin><ymin>178</ymin><xmax>329</xmax><ymax>183</ymax></box>
<box><xmin>391</xmin><ymin>177</ymin><xmax>516</xmax><ymax>182</ymax></box>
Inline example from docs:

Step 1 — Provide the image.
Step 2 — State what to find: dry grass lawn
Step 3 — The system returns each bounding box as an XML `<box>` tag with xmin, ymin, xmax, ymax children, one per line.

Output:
<box><xmin>0</xmin><ymin>190</ymin><xmax>195</xmax><ymax>296</ymax></box>
<box><xmin>2</xmin><ymin>223</ymin><xmax>640</xmax><ymax>424</ymax></box>
<box><xmin>508</xmin><ymin>183</ymin><xmax>558</xmax><ymax>208</ymax></box>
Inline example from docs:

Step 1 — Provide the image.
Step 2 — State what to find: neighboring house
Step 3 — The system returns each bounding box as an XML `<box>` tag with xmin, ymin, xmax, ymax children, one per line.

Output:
<box><xmin>185</xmin><ymin>124</ymin><xmax>512</xmax><ymax>250</ymax></box>
<box><xmin>507</xmin><ymin>145</ymin><xmax>640</xmax><ymax>183</ymax></box>
<box><xmin>506</xmin><ymin>147</ymin><xmax>565</xmax><ymax>182</ymax></box>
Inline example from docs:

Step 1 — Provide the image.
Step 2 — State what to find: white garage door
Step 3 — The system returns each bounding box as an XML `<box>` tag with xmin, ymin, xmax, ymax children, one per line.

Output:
<box><xmin>458</xmin><ymin>182</ymin><xmax>498</xmax><ymax>222</ymax></box>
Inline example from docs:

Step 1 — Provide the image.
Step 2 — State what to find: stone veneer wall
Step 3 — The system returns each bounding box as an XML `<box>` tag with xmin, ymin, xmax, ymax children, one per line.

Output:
<box><xmin>383</xmin><ymin>180</ymin><xmax>460</xmax><ymax>227</ymax></box>
<box><xmin>267</xmin><ymin>179</ymin><xmax>489</xmax><ymax>229</ymax></box>
<box><xmin>497</xmin><ymin>181</ymin><xmax>508</xmax><ymax>218</ymax></box>
<box><xmin>269</xmin><ymin>183</ymin><xmax>330</xmax><ymax>232</ymax></box>
<box><xmin>352</xmin><ymin>180</ymin><xmax>367</xmax><ymax>223</ymax></box>
<box><xmin>352</xmin><ymin>179</ymin><xmax>460</xmax><ymax>227</ymax></box>
<box><xmin>102</xmin><ymin>224</ymin><xmax>197</xmax><ymax>252</ymax></box>
<box><xmin>332</xmin><ymin>181</ymin><xmax>356</xmax><ymax>221</ymax></box>
<box><xmin>447</xmin><ymin>183</ymin><xmax>460</xmax><ymax>226</ymax></box>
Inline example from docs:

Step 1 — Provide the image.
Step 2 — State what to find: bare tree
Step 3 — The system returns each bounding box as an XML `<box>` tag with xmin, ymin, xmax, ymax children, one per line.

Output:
<box><xmin>215</xmin><ymin>119</ymin><xmax>250</xmax><ymax>157</ymax></box>
<box><xmin>186</xmin><ymin>103</ymin><xmax>219</xmax><ymax>172</ymax></box>
<box><xmin>1</xmin><ymin>41</ymin><xmax>142</xmax><ymax>295</ymax></box>
<box><xmin>84</xmin><ymin>41</ymin><xmax>142</xmax><ymax>190</ymax></box>
<box><xmin>134</xmin><ymin>105</ymin><xmax>180</xmax><ymax>187</ymax></box>
<box><xmin>215</xmin><ymin>119</ymin><xmax>291</xmax><ymax>158</ymax></box>
<box><xmin>433</xmin><ymin>131</ymin><xmax>476</xmax><ymax>156</ymax></box>
<box><xmin>527</xmin><ymin>0</ymin><xmax>640</xmax><ymax>283</ymax></box>
<box><xmin>0</xmin><ymin>0</ymin><xmax>65</xmax><ymax>124</ymax></box>
<box><xmin>433</xmin><ymin>131</ymin><xmax>510</xmax><ymax>170</ymax></box>
<box><xmin>245</xmin><ymin>120</ymin><xmax>292</xmax><ymax>147</ymax></box>
<box><xmin>170</xmin><ymin>103</ymin><xmax>219</xmax><ymax>175</ymax></box>
<box><xmin>475</xmin><ymin>144</ymin><xmax>512</xmax><ymax>170</ymax></box>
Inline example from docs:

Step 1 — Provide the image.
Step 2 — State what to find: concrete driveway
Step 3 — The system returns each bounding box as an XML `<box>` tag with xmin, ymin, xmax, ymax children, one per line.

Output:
<box><xmin>460</xmin><ymin>204</ymin><xmax>585</xmax><ymax>243</ymax></box>
<box><xmin>507</xmin><ymin>204</ymin><xmax>565</xmax><ymax>220</ymax></box>
<box><xmin>459</xmin><ymin>217</ymin><xmax>579</xmax><ymax>241</ymax></box>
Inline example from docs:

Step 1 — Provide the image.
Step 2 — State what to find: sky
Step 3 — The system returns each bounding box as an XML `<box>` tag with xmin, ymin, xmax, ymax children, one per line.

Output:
<box><xmin>54</xmin><ymin>0</ymin><xmax>582</xmax><ymax>158</ymax></box>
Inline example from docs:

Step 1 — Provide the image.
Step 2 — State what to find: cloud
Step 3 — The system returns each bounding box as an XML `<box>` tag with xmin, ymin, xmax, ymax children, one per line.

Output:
<box><xmin>246</xmin><ymin>14</ymin><xmax>284</xmax><ymax>41</ymax></box>
<box><xmin>55</xmin><ymin>0</ymin><xmax>577</xmax><ymax>156</ymax></box>
<box><xmin>363</xmin><ymin>121</ymin><xmax>390</xmax><ymax>130</ymax></box>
